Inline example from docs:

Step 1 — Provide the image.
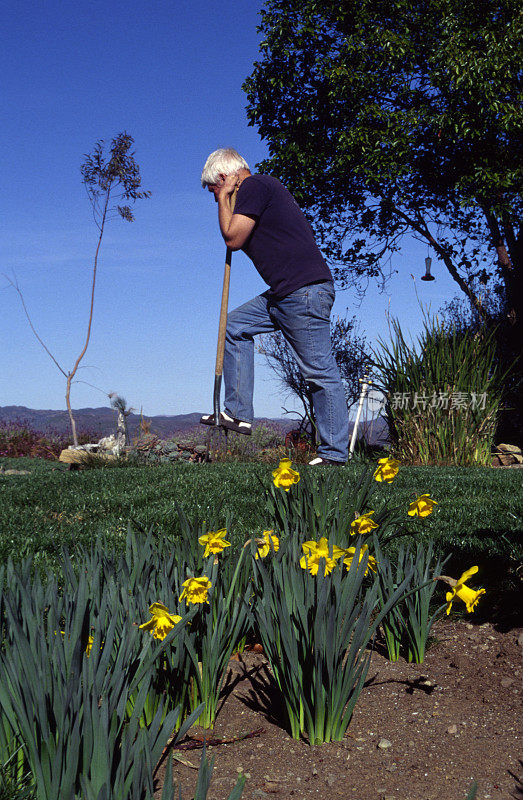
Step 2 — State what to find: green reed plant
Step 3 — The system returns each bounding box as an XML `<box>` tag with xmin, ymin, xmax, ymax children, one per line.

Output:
<box><xmin>188</xmin><ymin>746</ymin><xmax>246</xmax><ymax>800</ymax></box>
<box><xmin>0</xmin><ymin>557</ymin><xmax>202</xmax><ymax>800</ymax></box>
<box><xmin>251</xmin><ymin>534</ymin><xmax>413</xmax><ymax>744</ymax></box>
<box><xmin>60</xmin><ymin>528</ymin><xmax>196</xmax><ymax>730</ymax></box>
<box><xmin>265</xmin><ymin>463</ymin><xmax>406</xmax><ymax>547</ymax></box>
<box><xmin>0</xmin><ymin>719</ymin><xmax>31</xmax><ymax>800</ymax></box>
<box><xmin>372</xmin><ymin>314</ymin><xmax>505</xmax><ymax>465</ymax></box>
<box><xmin>179</xmin><ymin>544</ymin><xmax>252</xmax><ymax>729</ymax></box>
<box><xmin>376</xmin><ymin>540</ymin><xmax>447</xmax><ymax>663</ymax></box>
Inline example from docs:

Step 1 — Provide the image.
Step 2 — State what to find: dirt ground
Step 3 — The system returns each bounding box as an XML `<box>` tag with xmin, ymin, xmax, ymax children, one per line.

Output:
<box><xmin>156</xmin><ymin>618</ymin><xmax>522</xmax><ymax>800</ymax></box>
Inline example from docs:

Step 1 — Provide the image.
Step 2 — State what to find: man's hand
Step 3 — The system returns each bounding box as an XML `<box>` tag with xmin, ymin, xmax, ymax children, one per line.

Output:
<box><xmin>218</xmin><ymin>172</ymin><xmax>239</xmax><ymax>201</ymax></box>
<box><xmin>215</xmin><ymin>174</ymin><xmax>256</xmax><ymax>250</ymax></box>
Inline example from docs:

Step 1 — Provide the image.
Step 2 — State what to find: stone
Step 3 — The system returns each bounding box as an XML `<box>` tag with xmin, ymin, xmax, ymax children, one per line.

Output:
<box><xmin>163</xmin><ymin>442</ymin><xmax>179</xmax><ymax>453</ymax></box>
<box><xmin>378</xmin><ymin>738</ymin><xmax>392</xmax><ymax>750</ymax></box>
<box><xmin>497</xmin><ymin>443</ymin><xmax>522</xmax><ymax>454</ymax></box>
<box><xmin>326</xmin><ymin>774</ymin><xmax>336</xmax><ymax>787</ymax></box>
<box><xmin>517</xmin><ymin>631</ymin><xmax>523</xmax><ymax>647</ymax></box>
<box><xmin>501</xmin><ymin>677</ymin><xmax>514</xmax><ymax>688</ymax></box>
<box><xmin>98</xmin><ymin>435</ymin><xmax>116</xmax><ymax>451</ymax></box>
<box><xmin>447</xmin><ymin>724</ymin><xmax>458</xmax><ymax>734</ymax></box>
<box><xmin>0</xmin><ymin>468</ymin><xmax>31</xmax><ymax>475</ymax></box>
<box><xmin>496</xmin><ymin>452</ymin><xmax>518</xmax><ymax>466</ymax></box>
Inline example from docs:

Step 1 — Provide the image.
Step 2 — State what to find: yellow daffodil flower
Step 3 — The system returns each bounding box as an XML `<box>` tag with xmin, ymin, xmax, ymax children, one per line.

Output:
<box><xmin>373</xmin><ymin>457</ymin><xmax>400</xmax><ymax>483</ymax></box>
<box><xmin>255</xmin><ymin>530</ymin><xmax>280</xmax><ymax>559</ymax></box>
<box><xmin>408</xmin><ymin>494</ymin><xmax>438</xmax><ymax>518</ymax></box>
<box><xmin>350</xmin><ymin>511</ymin><xmax>379</xmax><ymax>536</ymax></box>
<box><xmin>272</xmin><ymin>458</ymin><xmax>300</xmax><ymax>491</ymax></box>
<box><xmin>198</xmin><ymin>528</ymin><xmax>231</xmax><ymax>558</ymax></box>
<box><xmin>343</xmin><ymin>544</ymin><xmax>378</xmax><ymax>575</ymax></box>
<box><xmin>57</xmin><ymin>630</ymin><xmax>99</xmax><ymax>657</ymax></box>
<box><xmin>139</xmin><ymin>602</ymin><xmax>182</xmax><ymax>640</ymax></box>
<box><xmin>300</xmin><ymin>537</ymin><xmax>344</xmax><ymax>576</ymax></box>
<box><xmin>444</xmin><ymin>566</ymin><xmax>485</xmax><ymax>615</ymax></box>
<box><xmin>179</xmin><ymin>576</ymin><xmax>212</xmax><ymax>605</ymax></box>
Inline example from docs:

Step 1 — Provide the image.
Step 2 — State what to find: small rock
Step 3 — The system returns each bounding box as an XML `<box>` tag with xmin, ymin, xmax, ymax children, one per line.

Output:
<box><xmin>450</xmin><ymin>654</ymin><xmax>470</xmax><ymax>671</ymax></box>
<box><xmin>517</xmin><ymin>631</ymin><xmax>523</xmax><ymax>647</ymax></box>
<box><xmin>311</xmin><ymin>767</ymin><xmax>318</xmax><ymax>776</ymax></box>
<box><xmin>447</xmin><ymin>724</ymin><xmax>458</xmax><ymax>734</ymax></box>
<box><xmin>377</xmin><ymin>738</ymin><xmax>392</xmax><ymax>750</ymax></box>
<box><xmin>465</xmin><ymin>623</ymin><xmax>474</xmax><ymax>630</ymax></box>
<box><xmin>501</xmin><ymin>677</ymin><xmax>514</xmax><ymax>688</ymax></box>
<box><xmin>326</xmin><ymin>774</ymin><xmax>336</xmax><ymax>787</ymax></box>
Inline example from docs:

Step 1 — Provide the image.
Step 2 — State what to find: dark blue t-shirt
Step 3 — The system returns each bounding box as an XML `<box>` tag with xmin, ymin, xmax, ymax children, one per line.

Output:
<box><xmin>233</xmin><ymin>174</ymin><xmax>332</xmax><ymax>298</ymax></box>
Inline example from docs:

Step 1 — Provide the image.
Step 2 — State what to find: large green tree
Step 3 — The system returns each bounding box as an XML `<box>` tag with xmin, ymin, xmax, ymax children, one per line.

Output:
<box><xmin>244</xmin><ymin>0</ymin><xmax>522</xmax><ymax>330</ymax></box>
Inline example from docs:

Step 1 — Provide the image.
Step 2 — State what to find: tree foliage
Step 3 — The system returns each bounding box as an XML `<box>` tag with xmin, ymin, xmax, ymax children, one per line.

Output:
<box><xmin>259</xmin><ymin>314</ymin><xmax>368</xmax><ymax>433</ymax></box>
<box><xmin>244</xmin><ymin>0</ymin><xmax>522</xmax><ymax>328</ymax></box>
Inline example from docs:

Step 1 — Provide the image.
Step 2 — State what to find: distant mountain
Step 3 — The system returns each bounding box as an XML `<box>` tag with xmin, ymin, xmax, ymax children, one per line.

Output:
<box><xmin>0</xmin><ymin>405</ymin><xmax>388</xmax><ymax>445</ymax></box>
<box><xmin>0</xmin><ymin>405</ymin><xmax>295</xmax><ymax>439</ymax></box>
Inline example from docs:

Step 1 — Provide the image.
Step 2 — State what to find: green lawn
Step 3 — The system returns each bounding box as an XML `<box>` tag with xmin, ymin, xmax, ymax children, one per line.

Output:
<box><xmin>1</xmin><ymin>457</ymin><xmax>521</xmax><ymax>581</ymax></box>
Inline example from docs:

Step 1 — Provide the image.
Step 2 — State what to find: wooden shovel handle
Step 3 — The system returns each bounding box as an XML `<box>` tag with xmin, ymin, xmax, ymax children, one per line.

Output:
<box><xmin>215</xmin><ymin>190</ymin><xmax>237</xmax><ymax>377</ymax></box>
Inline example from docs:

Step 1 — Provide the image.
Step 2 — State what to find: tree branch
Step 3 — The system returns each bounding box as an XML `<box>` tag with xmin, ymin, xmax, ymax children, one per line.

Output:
<box><xmin>4</xmin><ymin>275</ymin><xmax>67</xmax><ymax>377</ymax></box>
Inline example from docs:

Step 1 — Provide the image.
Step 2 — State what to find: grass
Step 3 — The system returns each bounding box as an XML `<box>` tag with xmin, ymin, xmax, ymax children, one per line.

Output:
<box><xmin>1</xmin><ymin>457</ymin><xmax>521</xmax><ymax>581</ymax></box>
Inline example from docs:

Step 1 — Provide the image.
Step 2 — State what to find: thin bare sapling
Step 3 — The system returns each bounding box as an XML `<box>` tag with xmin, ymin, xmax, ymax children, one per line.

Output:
<box><xmin>7</xmin><ymin>132</ymin><xmax>150</xmax><ymax>446</ymax></box>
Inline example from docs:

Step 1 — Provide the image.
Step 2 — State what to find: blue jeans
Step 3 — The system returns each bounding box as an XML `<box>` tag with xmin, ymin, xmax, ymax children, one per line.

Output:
<box><xmin>223</xmin><ymin>281</ymin><xmax>349</xmax><ymax>462</ymax></box>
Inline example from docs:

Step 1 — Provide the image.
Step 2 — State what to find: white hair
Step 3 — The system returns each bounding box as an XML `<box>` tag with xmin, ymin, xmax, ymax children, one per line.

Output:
<box><xmin>201</xmin><ymin>148</ymin><xmax>250</xmax><ymax>187</ymax></box>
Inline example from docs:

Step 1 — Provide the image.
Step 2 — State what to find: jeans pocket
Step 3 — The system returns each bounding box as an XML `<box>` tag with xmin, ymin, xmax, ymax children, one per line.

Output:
<box><xmin>316</xmin><ymin>285</ymin><xmax>335</xmax><ymax>319</ymax></box>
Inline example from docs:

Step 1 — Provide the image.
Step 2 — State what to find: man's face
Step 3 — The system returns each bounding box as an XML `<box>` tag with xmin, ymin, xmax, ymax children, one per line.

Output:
<box><xmin>207</xmin><ymin>175</ymin><xmax>225</xmax><ymax>202</ymax></box>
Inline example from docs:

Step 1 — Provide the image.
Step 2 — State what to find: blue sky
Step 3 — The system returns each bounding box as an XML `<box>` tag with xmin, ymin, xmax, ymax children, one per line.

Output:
<box><xmin>0</xmin><ymin>0</ymin><xmax>460</xmax><ymax>419</ymax></box>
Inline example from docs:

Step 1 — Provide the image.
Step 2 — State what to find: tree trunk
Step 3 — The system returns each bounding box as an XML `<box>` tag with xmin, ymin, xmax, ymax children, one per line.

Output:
<box><xmin>65</xmin><ymin>374</ymin><xmax>78</xmax><ymax>447</ymax></box>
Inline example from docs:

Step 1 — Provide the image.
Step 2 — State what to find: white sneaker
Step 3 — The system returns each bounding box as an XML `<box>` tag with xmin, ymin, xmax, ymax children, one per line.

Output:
<box><xmin>308</xmin><ymin>456</ymin><xmax>346</xmax><ymax>466</ymax></box>
<box><xmin>200</xmin><ymin>411</ymin><xmax>252</xmax><ymax>435</ymax></box>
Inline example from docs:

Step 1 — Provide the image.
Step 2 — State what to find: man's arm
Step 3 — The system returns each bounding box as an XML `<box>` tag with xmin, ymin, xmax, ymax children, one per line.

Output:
<box><xmin>217</xmin><ymin>175</ymin><xmax>256</xmax><ymax>250</ymax></box>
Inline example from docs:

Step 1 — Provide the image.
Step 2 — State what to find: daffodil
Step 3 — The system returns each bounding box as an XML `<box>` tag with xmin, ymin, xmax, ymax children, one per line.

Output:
<box><xmin>373</xmin><ymin>457</ymin><xmax>400</xmax><ymax>483</ymax></box>
<box><xmin>272</xmin><ymin>458</ymin><xmax>300</xmax><ymax>491</ymax></box>
<box><xmin>179</xmin><ymin>576</ymin><xmax>212</xmax><ymax>605</ymax></box>
<box><xmin>57</xmin><ymin>630</ymin><xmax>99</xmax><ymax>657</ymax></box>
<box><xmin>443</xmin><ymin>566</ymin><xmax>485</xmax><ymax>615</ymax></box>
<box><xmin>198</xmin><ymin>528</ymin><xmax>231</xmax><ymax>557</ymax></box>
<box><xmin>408</xmin><ymin>494</ymin><xmax>438</xmax><ymax>518</ymax></box>
<box><xmin>300</xmin><ymin>537</ymin><xmax>344</xmax><ymax>576</ymax></box>
<box><xmin>343</xmin><ymin>544</ymin><xmax>377</xmax><ymax>575</ymax></box>
<box><xmin>350</xmin><ymin>511</ymin><xmax>378</xmax><ymax>536</ymax></box>
<box><xmin>139</xmin><ymin>602</ymin><xmax>182</xmax><ymax>640</ymax></box>
<box><xmin>255</xmin><ymin>529</ymin><xmax>280</xmax><ymax>559</ymax></box>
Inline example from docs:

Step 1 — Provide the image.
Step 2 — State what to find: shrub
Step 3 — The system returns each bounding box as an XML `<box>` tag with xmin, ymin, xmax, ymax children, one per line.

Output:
<box><xmin>372</xmin><ymin>315</ymin><xmax>505</xmax><ymax>465</ymax></box>
<box><xmin>0</xmin><ymin>420</ymin><xmax>95</xmax><ymax>459</ymax></box>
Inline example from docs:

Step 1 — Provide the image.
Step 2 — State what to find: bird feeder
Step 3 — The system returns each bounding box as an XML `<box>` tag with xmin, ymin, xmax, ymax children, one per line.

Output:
<box><xmin>421</xmin><ymin>256</ymin><xmax>435</xmax><ymax>281</ymax></box>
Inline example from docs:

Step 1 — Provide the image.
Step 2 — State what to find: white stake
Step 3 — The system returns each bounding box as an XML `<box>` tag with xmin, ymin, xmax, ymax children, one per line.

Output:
<box><xmin>349</xmin><ymin>374</ymin><xmax>369</xmax><ymax>458</ymax></box>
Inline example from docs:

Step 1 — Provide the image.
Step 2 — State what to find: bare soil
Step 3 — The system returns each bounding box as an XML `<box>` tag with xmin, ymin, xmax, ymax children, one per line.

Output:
<box><xmin>157</xmin><ymin>618</ymin><xmax>522</xmax><ymax>800</ymax></box>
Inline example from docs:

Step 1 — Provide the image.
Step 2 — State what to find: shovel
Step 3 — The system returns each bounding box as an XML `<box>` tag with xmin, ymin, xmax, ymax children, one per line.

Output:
<box><xmin>210</xmin><ymin>190</ymin><xmax>237</xmax><ymax>429</ymax></box>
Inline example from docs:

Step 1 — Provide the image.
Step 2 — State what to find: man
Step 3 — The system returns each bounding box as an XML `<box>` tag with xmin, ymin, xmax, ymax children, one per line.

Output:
<box><xmin>200</xmin><ymin>147</ymin><xmax>349</xmax><ymax>465</ymax></box>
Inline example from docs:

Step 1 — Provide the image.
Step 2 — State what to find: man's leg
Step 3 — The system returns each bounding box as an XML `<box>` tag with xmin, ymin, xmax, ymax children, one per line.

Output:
<box><xmin>222</xmin><ymin>292</ymin><xmax>276</xmax><ymax>423</ymax></box>
<box><xmin>270</xmin><ymin>282</ymin><xmax>349</xmax><ymax>463</ymax></box>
